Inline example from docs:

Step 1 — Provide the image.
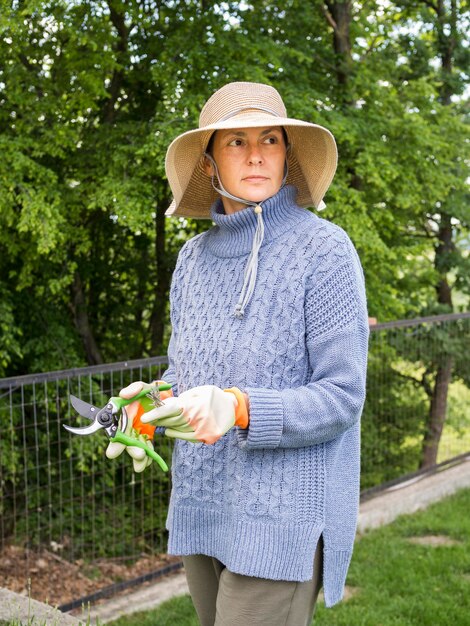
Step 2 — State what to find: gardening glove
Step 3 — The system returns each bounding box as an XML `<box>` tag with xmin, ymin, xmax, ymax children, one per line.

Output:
<box><xmin>105</xmin><ymin>381</ymin><xmax>173</xmax><ymax>472</ymax></box>
<box><xmin>141</xmin><ymin>385</ymin><xmax>249</xmax><ymax>445</ymax></box>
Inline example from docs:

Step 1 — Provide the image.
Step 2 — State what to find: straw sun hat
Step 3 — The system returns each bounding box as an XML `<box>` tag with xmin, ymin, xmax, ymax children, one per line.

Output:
<box><xmin>165</xmin><ymin>81</ymin><xmax>338</xmax><ymax>218</ymax></box>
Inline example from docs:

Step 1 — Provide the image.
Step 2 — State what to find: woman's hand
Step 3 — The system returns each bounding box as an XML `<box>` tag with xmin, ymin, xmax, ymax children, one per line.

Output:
<box><xmin>141</xmin><ymin>385</ymin><xmax>248</xmax><ymax>445</ymax></box>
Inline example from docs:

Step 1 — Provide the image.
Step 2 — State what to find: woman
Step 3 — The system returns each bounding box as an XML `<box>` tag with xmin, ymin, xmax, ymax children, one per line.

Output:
<box><xmin>109</xmin><ymin>81</ymin><xmax>369</xmax><ymax>625</ymax></box>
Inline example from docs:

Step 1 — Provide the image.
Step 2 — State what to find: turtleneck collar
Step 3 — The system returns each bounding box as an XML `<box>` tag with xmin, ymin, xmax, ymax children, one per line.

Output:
<box><xmin>206</xmin><ymin>185</ymin><xmax>307</xmax><ymax>258</ymax></box>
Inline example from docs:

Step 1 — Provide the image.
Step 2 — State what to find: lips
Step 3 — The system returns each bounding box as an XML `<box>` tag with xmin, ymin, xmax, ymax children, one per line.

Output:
<box><xmin>243</xmin><ymin>176</ymin><xmax>268</xmax><ymax>182</ymax></box>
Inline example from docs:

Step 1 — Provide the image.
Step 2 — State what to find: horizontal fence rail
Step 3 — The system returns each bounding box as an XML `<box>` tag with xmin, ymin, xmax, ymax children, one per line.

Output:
<box><xmin>0</xmin><ymin>313</ymin><xmax>469</xmax><ymax>606</ymax></box>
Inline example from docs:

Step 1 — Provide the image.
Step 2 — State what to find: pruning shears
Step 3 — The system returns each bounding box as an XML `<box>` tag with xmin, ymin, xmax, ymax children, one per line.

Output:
<box><xmin>64</xmin><ymin>382</ymin><xmax>172</xmax><ymax>472</ymax></box>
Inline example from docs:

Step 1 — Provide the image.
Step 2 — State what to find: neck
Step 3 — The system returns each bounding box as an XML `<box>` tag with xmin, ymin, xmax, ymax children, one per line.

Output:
<box><xmin>221</xmin><ymin>195</ymin><xmax>251</xmax><ymax>215</ymax></box>
<box><xmin>207</xmin><ymin>185</ymin><xmax>307</xmax><ymax>258</ymax></box>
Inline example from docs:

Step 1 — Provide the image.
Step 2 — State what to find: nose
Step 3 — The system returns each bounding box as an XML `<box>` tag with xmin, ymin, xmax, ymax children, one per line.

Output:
<box><xmin>248</xmin><ymin>144</ymin><xmax>263</xmax><ymax>165</ymax></box>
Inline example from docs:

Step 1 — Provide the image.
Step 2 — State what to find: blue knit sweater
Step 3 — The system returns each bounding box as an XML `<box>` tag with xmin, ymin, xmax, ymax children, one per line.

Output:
<box><xmin>163</xmin><ymin>185</ymin><xmax>369</xmax><ymax>607</ymax></box>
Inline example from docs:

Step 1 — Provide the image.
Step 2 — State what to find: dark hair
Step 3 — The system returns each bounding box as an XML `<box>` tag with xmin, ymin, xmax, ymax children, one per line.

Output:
<box><xmin>281</xmin><ymin>127</ymin><xmax>289</xmax><ymax>147</ymax></box>
<box><xmin>206</xmin><ymin>132</ymin><xmax>216</xmax><ymax>156</ymax></box>
<box><xmin>205</xmin><ymin>127</ymin><xmax>289</xmax><ymax>156</ymax></box>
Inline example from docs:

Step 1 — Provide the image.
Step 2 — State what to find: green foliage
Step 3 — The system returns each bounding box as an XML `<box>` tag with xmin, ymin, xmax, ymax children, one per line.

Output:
<box><xmin>0</xmin><ymin>0</ymin><xmax>468</xmax><ymax>375</ymax></box>
<box><xmin>446</xmin><ymin>380</ymin><xmax>470</xmax><ymax>435</ymax></box>
<box><xmin>362</xmin><ymin>340</ymin><xmax>428</xmax><ymax>488</ymax></box>
<box><xmin>0</xmin><ymin>285</ymin><xmax>23</xmax><ymax>376</ymax></box>
<box><xmin>362</xmin><ymin>316</ymin><xmax>470</xmax><ymax>486</ymax></box>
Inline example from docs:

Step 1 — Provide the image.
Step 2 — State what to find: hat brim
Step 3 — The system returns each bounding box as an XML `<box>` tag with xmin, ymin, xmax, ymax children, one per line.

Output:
<box><xmin>165</xmin><ymin>113</ymin><xmax>337</xmax><ymax>218</ymax></box>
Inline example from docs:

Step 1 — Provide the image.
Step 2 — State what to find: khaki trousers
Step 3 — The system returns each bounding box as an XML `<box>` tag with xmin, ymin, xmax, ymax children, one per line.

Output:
<box><xmin>182</xmin><ymin>537</ymin><xmax>323</xmax><ymax>626</ymax></box>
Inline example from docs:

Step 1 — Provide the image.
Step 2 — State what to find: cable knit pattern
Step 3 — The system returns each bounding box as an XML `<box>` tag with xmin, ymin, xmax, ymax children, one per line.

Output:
<box><xmin>162</xmin><ymin>185</ymin><xmax>369</xmax><ymax>607</ymax></box>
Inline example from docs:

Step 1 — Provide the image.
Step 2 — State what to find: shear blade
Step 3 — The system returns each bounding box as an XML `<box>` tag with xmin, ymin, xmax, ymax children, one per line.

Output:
<box><xmin>70</xmin><ymin>395</ymin><xmax>101</xmax><ymax>420</ymax></box>
<box><xmin>63</xmin><ymin>420</ymin><xmax>103</xmax><ymax>436</ymax></box>
<box><xmin>64</xmin><ymin>395</ymin><xmax>104</xmax><ymax>436</ymax></box>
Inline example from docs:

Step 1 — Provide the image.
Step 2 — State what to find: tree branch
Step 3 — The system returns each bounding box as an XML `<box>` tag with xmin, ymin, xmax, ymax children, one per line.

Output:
<box><xmin>359</xmin><ymin>34</ymin><xmax>381</xmax><ymax>60</ymax></box>
<box><xmin>398</xmin><ymin>229</ymin><xmax>436</xmax><ymax>240</ymax></box>
<box><xmin>421</xmin><ymin>0</ymin><xmax>439</xmax><ymax>13</ymax></box>
<box><xmin>101</xmin><ymin>2</ymin><xmax>130</xmax><ymax>123</ymax></box>
<box><xmin>393</xmin><ymin>370</ymin><xmax>423</xmax><ymax>388</ymax></box>
<box><xmin>392</xmin><ymin>364</ymin><xmax>435</xmax><ymax>398</ymax></box>
<box><xmin>421</xmin><ymin>366</ymin><xmax>434</xmax><ymax>398</ymax></box>
<box><xmin>322</xmin><ymin>2</ymin><xmax>338</xmax><ymax>32</ymax></box>
<box><xmin>18</xmin><ymin>54</ymin><xmax>44</xmax><ymax>98</ymax></box>
<box><xmin>311</xmin><ymin>53</ymin><xmax>338</xmax><ymax>73</ymax></box>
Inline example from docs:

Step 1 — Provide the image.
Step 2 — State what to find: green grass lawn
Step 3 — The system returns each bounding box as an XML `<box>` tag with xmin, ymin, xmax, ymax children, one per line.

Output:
<box><xmin>109</xmin><ymin>488</ymin><xmax>470</xmax><ymax>626</ymax></box>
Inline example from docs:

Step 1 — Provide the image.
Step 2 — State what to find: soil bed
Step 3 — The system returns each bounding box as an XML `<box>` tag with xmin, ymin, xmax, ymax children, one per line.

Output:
<box><xmin>0</xmin><ymin>544</ymin><xmax>178</xmax><ymax>608</ymax></box>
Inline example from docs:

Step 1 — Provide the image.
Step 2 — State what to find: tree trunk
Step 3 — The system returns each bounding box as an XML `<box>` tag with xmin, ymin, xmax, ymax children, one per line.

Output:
<box><xmin>329</xmin><ymin>1</ymin><xmax>353</xmax><ymax>89</ymax></box>
<box><xmin>419</xmin><ymin>0</ymin><xmax>457</xmax><ymax>468</ymax></box>
<box><xmin>70</xmin><ymin>271</ymin><xmax>103</xmax><ymax>365</ymax></box>
<box><xmin>101</xmin><ymin>3</ymin><xmax>129</xmax><ymax>124</ymax></box>
<box><xmin>323</xmin><ymin>2</ymin><xmax>355</xmax><ymax>106</ymax></box>
<box><xmin>420</xmin><ymin>214</ymin><xmax>455</xmax><ymax>468</ymax></box>
<box><xmin>322</xmin><ymin>1</ymin><xmax>363</xmax><ymax>194</ymax></box>
<box><xmin>435</xmin><ymin>213</ymin><xmax>454</xmax><ymax>306</ymax></box>
<box><xmin>436</xmin><ymin>0</ymin><xmax>457</xmax><ymax>107</ymax></box>
<box><xmin>420</xmin><ymin>355</ymin><xmax>453</xmax><ymax>468</ymax></box>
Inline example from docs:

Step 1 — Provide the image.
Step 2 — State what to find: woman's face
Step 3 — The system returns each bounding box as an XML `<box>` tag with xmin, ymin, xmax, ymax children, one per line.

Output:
<box><xmin>205</xmin><ymin>126</ymin><xmax>287</xmax><ymax>214</ymax></box>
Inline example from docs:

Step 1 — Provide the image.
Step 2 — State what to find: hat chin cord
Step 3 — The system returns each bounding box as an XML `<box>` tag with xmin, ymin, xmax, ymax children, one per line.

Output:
<box><xmin>204</xmin><ymin>152</ymin><xmax>289</xmax><ymax>318</ymax></box>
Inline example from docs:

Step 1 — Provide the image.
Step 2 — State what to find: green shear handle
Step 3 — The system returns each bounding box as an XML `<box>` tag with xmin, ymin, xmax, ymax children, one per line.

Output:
<box><xmin>109</xmin><ymin>382</ymin><xmax>173</xmax><ymax>412</ymax></box>
<box><xmin>110</xmin><ymin>430</ymin><xmax>169</xmax><ymax>472</ymax></box>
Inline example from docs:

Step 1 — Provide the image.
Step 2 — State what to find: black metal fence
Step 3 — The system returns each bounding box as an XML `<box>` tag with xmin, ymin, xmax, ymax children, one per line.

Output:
<box><xmin>0</xmin><ymin>313</ymin><xmax>469</xmax><ymax>605</ymax></box>
<box><xmin>0</xmin><ymin>359</ymin><xmax>172</xmax><ymax>570</ymax></box>
<box><xmin>363</xmin><ymin>312</ymin><xmax>470</xmax><ymax>489</ymax></box>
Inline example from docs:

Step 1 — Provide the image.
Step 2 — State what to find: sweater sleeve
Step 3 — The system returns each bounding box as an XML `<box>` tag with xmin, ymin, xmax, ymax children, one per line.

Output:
<box><xmin>238</xmin><ymin>239</ymin><xmax>369</xmax><ymax>449</ymax></box>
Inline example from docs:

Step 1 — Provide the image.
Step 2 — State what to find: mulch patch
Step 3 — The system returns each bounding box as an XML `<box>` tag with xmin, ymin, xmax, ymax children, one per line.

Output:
<box><xmin>0</xmin><ymin>544</ymin><xmax>178</xmax><ymax>607</ymax></box>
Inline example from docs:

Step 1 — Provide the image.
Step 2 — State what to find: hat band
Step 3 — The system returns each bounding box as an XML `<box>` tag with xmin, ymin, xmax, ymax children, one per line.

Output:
<box><xmin>217</xmin><ymin>106</ymin><xmax>282</xmax><ymax>123</ymax></box>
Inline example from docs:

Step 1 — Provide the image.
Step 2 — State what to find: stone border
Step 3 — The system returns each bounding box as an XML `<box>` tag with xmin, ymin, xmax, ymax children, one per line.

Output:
<box><xmin>0</xmin><ymin>588</ymin><xmax>83</xmax><ymax>625</ymax></box>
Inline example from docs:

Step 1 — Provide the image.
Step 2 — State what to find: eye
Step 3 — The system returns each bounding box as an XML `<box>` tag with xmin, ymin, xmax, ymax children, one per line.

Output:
<box><xmin>228</xmin><ymin>138</ymin><xmax>244</xmax><ymax>147</ymax></box>
<box><xmin>262</xmin><ymin>135</ymin><xmax>279</xmax><ymax>145</ymax></box>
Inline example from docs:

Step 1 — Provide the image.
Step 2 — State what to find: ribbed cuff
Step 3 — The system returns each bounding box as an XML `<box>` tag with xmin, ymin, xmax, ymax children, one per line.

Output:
<box><xmin>236</xmin><ymin>387</ymin><xmax>284</xmax><ymax>449</ymax></box>
<box><xmin>160</xmin><ymin>371</ymin><xmax>178</xmax><ymax>397</ymax></box>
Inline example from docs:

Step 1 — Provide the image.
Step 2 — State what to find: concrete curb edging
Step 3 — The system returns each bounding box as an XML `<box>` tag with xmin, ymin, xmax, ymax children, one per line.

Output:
<box><xmin>0</xmin><ymin>588</ymin><xmax>83</xmax><ymax>625</ymax></box>
<box><xmin>357</xmin><ymin>455</ymin><xmax>470</xmax><ymax>533</ymax></box>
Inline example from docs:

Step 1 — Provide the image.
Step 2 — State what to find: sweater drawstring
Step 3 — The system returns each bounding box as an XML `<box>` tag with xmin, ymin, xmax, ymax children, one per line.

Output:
<box><xmin>234</xmin><ymin>205</ymin><xmax>264</xmax><ymax>318</ymax></box>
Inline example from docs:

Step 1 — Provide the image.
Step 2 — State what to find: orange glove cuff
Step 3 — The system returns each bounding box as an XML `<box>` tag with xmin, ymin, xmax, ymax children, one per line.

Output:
<box><xmin>224</xmin><ymin>387</ymin><xmax>249</xmax><ymax>429</ymax></box>
<box><xmin>133</xmin><ymin>404</ymin><xmax>155</xmax><ymax>438</ymax></box>
<box><xmin>133</xmin><ymin>382</ymin><xmax>174</xmax><ymax>438</ymax></box>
